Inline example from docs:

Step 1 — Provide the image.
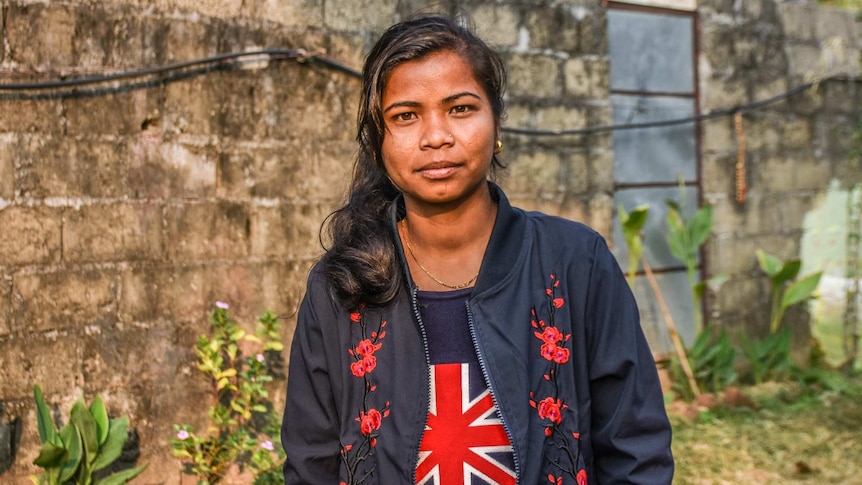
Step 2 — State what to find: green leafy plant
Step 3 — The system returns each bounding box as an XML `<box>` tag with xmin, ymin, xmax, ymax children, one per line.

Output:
<box><xmin>741</xmin><ymin>327</ymin><xmax>793</xmax><ymax>384</ymax></box>
<box><xmin>662</xmin><ymin>328</ymin><xmax>738</xmax><ymax>400</ymax></box>
<box><xmin>31</xmin><ymin>385</ymin><xmax>147</xmax><ymax>485</ymax></box>
<box><xmin>170</xmin><ymin>302</ymin><xmax>285</xmax><ymax>485</ymax></box>
<box><xmin>666</xmin><ymin>186</ymin><xmax>715</xmax><ymax>335</ymax></box>
<box><xmin>755</xmin><ymin>249</ymin><xmax>823</xmax><ymax>333</ymax></box>
<box><xmin>618</xmin><ymin>203</ymin><xmax>650</xmax><ymax>286</ymax></box>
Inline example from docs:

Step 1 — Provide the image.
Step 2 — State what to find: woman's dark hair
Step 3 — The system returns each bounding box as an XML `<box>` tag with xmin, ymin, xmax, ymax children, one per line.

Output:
<box><xmin>319</xmin><ymin>14</ymin><xmax>507</xmax><ymax>309</ymax></box>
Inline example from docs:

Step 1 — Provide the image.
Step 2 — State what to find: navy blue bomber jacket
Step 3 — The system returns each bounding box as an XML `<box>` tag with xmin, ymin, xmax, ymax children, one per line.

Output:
<box><xmin>282</xmin><ymin>184</ymin><xmax>674</xmax><ymax>484</ymax></box>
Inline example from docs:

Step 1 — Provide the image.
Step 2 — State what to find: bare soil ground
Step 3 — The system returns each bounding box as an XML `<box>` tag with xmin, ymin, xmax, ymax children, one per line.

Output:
<box><xmin>671</xmin><ymin>374</ymin><xmax>862</xmax><ymax>484</ymax></box>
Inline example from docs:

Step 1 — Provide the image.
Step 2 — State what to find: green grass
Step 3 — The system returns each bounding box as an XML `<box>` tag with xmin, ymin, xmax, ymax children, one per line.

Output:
<box><xmin>671</xmin><ymin>374</ymin><xmax>862</xmax><ymax>484</ymax></box>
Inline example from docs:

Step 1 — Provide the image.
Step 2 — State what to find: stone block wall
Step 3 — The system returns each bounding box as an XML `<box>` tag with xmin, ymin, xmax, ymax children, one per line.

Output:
<box><xmin>0</xmin><ymin>0</ymin><xmax>609</xmax><ymax>482</ymax></box>
<box><xmin>698</xmin><ymin>0</ymin><xmax>862</xmax><ymax>335</ymax></box>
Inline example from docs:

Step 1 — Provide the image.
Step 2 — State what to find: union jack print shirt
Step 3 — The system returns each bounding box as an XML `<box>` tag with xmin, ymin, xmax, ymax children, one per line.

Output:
<box><xmin>415</xmin><ymin>288</ymin><xmax>516</xmax><ymax>485</ymax></box>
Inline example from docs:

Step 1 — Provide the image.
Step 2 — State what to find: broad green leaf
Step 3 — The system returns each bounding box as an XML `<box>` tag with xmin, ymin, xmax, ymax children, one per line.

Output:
<box><xmin>666</xmin><ymin>231</ymin><xmax>687</xmax><ymax>262</ymax></box>
<box><xmin>94</xmin><ymin>463</ymin><xmax>148</xmax><ymax>485</ymax></box>
<box><xmin>33</xmin><ymin>440</ymin><xmax>67</xmax><ymax>467</ymax></box>
<box><xmin>70</xmin><ymin>400</ymin><xmax>99</xmax><ymax>466</ymax></box>
<box><xmin>781</xmin><ymin>272</ymin><xmax>823</xmax><ymax>309</ymax></box>
<box><xmin>89</xmin><ymin>396</ymin><xmax>109</xmax><ymax>446</ymax></box>
<box><xmin>755</xmin><ymin>249</ymin><xmax>783</xmax><ymax>277</ymax></box>
<box><xmin>689</xmin><ymin>205</ymin><xmax>713</xmax><ymax>248</ymax></box>
<box><xmin>92</xmin><ymin>417</ymin><xmax>129</xmax><ymax>471</ymax></box>
<box><xmin>773</xmin><ymin>259</ymin><xmax>801</xmax><ymax>285</ymax></box>
<box><xmin>58</xmin><ymin>422</ymin><xmax>83</xmax><ymax>484</ymax></box>
<box><xmin>621</xmin><ymin>205</ymin><xmax>649</xmax><ymax>233</ymax></box>
<box><xmin>33</xmin><ymin>385</ymin><xmax>57</xmax><ymax>444</ymax></box>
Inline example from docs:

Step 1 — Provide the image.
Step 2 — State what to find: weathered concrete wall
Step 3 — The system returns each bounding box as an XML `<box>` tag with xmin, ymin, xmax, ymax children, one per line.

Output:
<box><xmin>699</xmin><ymin>0</ymin><xmax>862</xmax><ymax>337</ymax></box>
<box><xmin>0</xmin><ymin>0</ymin><xmax>609</xmax><ymax>482</ymax></box>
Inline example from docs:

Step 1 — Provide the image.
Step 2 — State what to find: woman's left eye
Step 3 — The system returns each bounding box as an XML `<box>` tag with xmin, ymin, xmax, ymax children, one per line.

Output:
<box><xmin>451</xmin><ymin>105</ymin><xmax>471</xmax><ymax>114</ymax></box>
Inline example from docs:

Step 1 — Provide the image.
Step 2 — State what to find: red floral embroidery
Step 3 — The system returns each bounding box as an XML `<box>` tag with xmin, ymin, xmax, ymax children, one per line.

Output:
<box><xmin>537</xmin><ymin>326</ymin><xmax>563</xmax><ymax>344</ymax></box>
<box><xmin>358</xmin><ymin>408</ymin><xmax>383</xmax><ymax>435</ymax></box>
<box><xmin>340</xmin><ymin>307</ymin><xmax>390</xmax><ymax>484</ymax></box>
<box><xmin>530</xmin><ymin>273</ymin><xmax>586</xmax><ymax>483</ymax></box>
<box><xmin>537</xmin><ymin>397</ymin><xmax>565</xmax><ymax>425</ymax></box>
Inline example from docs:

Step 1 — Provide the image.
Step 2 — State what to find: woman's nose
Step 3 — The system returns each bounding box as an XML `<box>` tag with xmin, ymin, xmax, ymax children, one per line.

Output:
<box><xmin>420</xmin><ymin>117</ymin><xmax>454</xmax><ymax>149</ymax></box>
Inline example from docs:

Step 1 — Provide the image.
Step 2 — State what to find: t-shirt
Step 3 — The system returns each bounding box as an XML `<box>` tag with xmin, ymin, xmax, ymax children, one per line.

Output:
<box><xmin>415</xmin><ymin>288</ymin><xmax>516</xmax><ymax>485</ymax></box>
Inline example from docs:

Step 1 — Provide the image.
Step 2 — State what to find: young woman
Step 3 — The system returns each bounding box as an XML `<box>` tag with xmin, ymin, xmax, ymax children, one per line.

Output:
<box><xmin>281</xmin><ymin>15</ymin><xmax>673</xmax><ymax>485</ymax></box>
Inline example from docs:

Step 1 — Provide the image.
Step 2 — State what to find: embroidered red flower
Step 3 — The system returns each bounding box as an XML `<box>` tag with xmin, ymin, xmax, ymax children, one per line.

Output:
<box><xmin>349</xmin><ymin>355</ymin><xmax>377</xmax><ymax>377</ymax></box>
<box><xmin>358</xmin><ymin>408</ymin><xmax>382</xmax><ymax>435</ymax></box>
<box><xmin>350</xmin><ymin>311</ymin><xmax>361</xmax><ymax>322</ymax></box>
<box><xmin>537</xmin><ymin>397</ymin><xmax>564</xmax><ymax>425</ymax></box>
<box><xmin>540</xmin><ymin>342</ymin><xmax>556</xmax><ymax>361</ymax></box>
<box><xmin>553</xmin><ymin>297</ymin><xmax>565</xmax><ymax>309</ymax></box>
<box><xmin>537</xmin><ymin>326</ymin><xmax>563</xmax><ymax>344</ymax></box>
<box><xmin>355</xmin><ymin>338</ymin><xmax>381</xmax><ymax>357</ymax></box>
<box><xmin>577</xmin><ymin>469</ymin><xmax>588</xmax><ymax>485</ymax></box>
<box><xmin>361</xmin><ymin>355</ymin><xmax>376</xmax><ymax>373</ymax></box>
<box><xmin>552</xmin><ymin>345</ymin><xmax>570</xmax><ymax>364</ymax></box>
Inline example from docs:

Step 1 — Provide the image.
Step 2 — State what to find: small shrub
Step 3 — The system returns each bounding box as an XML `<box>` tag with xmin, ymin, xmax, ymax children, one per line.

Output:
<box><xmin>755</xmin><ymin>249</ymin><xmax>823</xmax><ymax>334</ymax></box>
<box><xmin>741</xmin><ymin>327</ymin><xmax>792</xmax><ymax>384</ymax></box>
<box><xmin>170</xmin><ymin>302</ymin><xmax>285</xmax><ymax>484</ymax></box>
<box><xmin>662</xmin><ymin>328</ymin><xmax>738</xmax><ymax>401</ymax></box>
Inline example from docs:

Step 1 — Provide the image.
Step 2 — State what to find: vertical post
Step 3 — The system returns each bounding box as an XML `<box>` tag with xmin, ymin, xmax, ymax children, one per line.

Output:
<box><xmin>844</xmin><ymin>183</ymin><xmax>860</xmax><ymax>371</ymax></box>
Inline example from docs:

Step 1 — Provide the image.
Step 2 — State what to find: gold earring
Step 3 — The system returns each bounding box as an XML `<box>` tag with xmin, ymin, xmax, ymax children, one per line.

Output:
<box><xmin>494</xmin><ymin>140</ymin><xmax>503</xmax><ymax>154</ymax></box>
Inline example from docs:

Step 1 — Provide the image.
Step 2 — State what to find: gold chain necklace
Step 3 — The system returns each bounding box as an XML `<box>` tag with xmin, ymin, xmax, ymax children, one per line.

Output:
<box><xmin>400</xmin><ymin>219</ymin><xmax>479</xmax><ymax>290</ymax></box>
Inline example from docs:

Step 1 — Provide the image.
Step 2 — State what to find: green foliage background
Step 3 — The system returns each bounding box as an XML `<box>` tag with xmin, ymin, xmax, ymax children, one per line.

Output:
<box><xmin>818</xmin><ymin>0</ymin><xmax>862</xmax><ymax>9</ymax></box>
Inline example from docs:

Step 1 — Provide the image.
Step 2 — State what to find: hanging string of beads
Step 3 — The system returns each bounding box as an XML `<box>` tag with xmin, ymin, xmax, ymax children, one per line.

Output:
<box><xmin>734</xmin><ymin>111</ymin><xmax>748</xmax><ymax>204</ymax></box>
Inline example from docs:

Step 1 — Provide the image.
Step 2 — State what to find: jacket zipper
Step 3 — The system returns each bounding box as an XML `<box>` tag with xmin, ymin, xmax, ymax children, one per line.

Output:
<box><xmin>409</xmin><ymin>285</ymin><xmax>432</xmax><ymax>484</ymax></box>
<box><xmin>466</xmin><ymin>301</ymin><xmax>521</xmax><ymax>483</ymax></box>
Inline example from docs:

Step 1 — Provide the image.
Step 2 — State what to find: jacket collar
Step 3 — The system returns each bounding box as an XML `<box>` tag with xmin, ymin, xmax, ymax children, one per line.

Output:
<box><xmin>389</xmin><ymin>182</ymin><xmax>527</xmax><ymax>296</ymax></box>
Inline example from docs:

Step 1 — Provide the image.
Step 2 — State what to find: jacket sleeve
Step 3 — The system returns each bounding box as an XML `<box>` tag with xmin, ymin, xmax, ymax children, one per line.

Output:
<box><xmin>584</xmin><ymin>236</ymin><xmax>674</xmax><ymax>484</ymax></box>
<box><xmin>282</xmin><ymin>271</ymin><xmax>342</xmax><ymax>483</ymax></box>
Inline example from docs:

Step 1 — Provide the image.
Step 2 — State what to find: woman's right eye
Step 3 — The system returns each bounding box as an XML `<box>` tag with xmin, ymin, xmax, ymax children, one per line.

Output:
<box><xmin>392</xmin><ymin>112</ymin><xmax>415</xmax><ymax>122</ymax></box>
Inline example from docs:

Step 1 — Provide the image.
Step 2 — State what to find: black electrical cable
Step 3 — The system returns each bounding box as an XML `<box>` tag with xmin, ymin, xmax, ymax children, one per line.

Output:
<box><xmin>503</xmin><ymin>80</ymin><xmax>821</xmax><ymax>136</ymax></box>
<box><xmin>0</xmin><ymin>48</ymin><xmax>351</xmax><ymax>90</ymax></box>
<box><xmin>0</xmin><ymin>48</ymin><xmax>858</xmax><ymax>135</ymax></box>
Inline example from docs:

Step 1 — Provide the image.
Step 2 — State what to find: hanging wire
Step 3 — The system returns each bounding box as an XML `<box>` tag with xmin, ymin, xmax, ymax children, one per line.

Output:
<box><xmin>0</xmin><ymin>48</ymin><xmax>859</xmax><ymax>135</ymax></box>
<box><xmin>0</xmin><ymin>48</ymin><xmax>361</xmax><ymax>101</ymax></box>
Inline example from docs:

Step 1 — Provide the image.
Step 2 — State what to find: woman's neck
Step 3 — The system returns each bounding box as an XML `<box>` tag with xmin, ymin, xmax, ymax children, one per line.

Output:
<box><xmin>399</xmin><ymin>188</ymin><xmax>497</xmax><ymax>291</ymax></box>
<box><xmin>401</xmin><ymin>188</ymin><xmax>497</xmax><ymax>253</ymax></box>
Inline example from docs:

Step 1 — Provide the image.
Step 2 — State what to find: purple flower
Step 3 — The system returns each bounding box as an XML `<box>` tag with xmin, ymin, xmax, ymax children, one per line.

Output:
<box><xmin>177</xmin><ymin>430</ymin><xmax>190</xmax><ymax>440</ymax></box>
<box><xmin>261</xmin><ymin>440</ymin><xmax>274</xmax><ymax>451</ymax></box>
<box><xmin>256</xmin><ymin>354</ymin><xmax>265</xmax><ymax>363</ymax></box>
<box><xmin>215</xmin><ymin>301</ymin><xmax>230</xmax><ymax>309</ymax></box>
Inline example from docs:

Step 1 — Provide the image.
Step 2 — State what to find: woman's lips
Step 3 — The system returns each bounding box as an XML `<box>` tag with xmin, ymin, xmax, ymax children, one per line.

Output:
<box><xmin>417</xmin><ymin>162</ymin><xmax>459</xmax><ymax>179</ymax></box>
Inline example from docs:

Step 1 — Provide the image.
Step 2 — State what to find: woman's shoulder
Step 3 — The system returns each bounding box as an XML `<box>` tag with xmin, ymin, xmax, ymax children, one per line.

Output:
<box><xmin>521</xmin><ymin>209</ymin><xmax>603</xmax><ymax>244</ymax></box>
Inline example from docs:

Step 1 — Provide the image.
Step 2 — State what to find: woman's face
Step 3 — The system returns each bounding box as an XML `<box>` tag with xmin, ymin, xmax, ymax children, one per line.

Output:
<box><xmin>380</xmin><ymin>50</ymin><xmax>497</xmax><ymax>212</ymax></box>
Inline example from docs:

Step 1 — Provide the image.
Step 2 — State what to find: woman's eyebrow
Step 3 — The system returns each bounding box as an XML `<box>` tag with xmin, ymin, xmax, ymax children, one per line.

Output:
<box><xmin>383</xmin><ymin>100</ymin><xmax>421</xmax><ymax>113</ymax></box>
<box><xmin>443</xmin><ymin>92</ymin><xmax>481</xmax><ymax>104</ymax></box>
